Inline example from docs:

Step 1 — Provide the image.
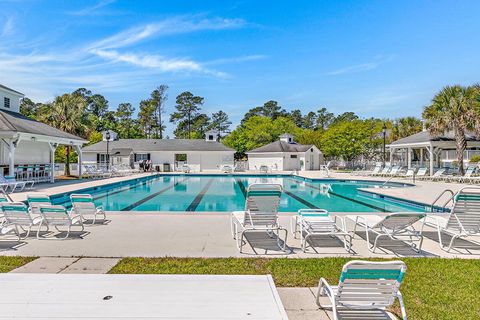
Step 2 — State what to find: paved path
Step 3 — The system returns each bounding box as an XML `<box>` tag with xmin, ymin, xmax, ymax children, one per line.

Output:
<box><xmin>10</xmin><ymin>257</ymin><xmax>120</xmax><ymax>274</ymax></box>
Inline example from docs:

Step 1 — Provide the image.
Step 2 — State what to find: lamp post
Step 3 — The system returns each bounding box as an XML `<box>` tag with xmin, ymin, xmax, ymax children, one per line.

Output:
<box><xmin>106</xmin><ymin>131</ymin><xmax>111</xmax><ymax>170</ymax></box>
<box><xmin>382</xmin><ymin>123</ymin><xmax>387</xmax><ymax>166</ymax></box>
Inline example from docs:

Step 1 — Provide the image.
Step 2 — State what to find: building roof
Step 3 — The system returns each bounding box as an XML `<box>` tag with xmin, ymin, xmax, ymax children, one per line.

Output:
<box><xmin>247</xmin><ymin>141</ymin><xmax>315</xmax><ymax>153</ymax></box>
<box><xmin>82</xmin><ymin>139</ymin><xmax>235</xmax><ymax>153</ymax></box>
<box><xmin>111</xmin><ymin>148</ymin><xmax>133</xmax><ymax>156</ymax></box>
<box><xmin>0</xmin><ymin>84</ymin><xmax>24</xmax><ymax>96</ymax></box>
<box><xmin>390</xmin><ymin>130</ymin><xmax>480</xmax><ymax>146</ymax></box>
<box><xmin>0</xmin><ymin>109</ymin><xmax>85</xmax><ymax>141</ymax></box>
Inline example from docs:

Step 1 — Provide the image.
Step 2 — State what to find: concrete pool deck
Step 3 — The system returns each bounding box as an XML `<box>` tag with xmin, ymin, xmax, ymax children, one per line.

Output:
<box><xmin>1</xmin><ymin>211</ymin><xmax>479</xmax><ymax>258</ymax></box>
<box><xmin>2</xmin><ymin>171</ymin><xmax>479</xmax><ymax>258</ymax></box>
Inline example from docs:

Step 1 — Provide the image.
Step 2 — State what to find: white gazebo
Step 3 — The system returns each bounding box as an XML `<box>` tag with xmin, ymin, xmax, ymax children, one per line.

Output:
<box><xmin>387</xmin><ymin>130</ymin><xmax>480</xmax><ymax>175</ymax></box>
<box><xmin>0</xmin><ymin>84</ymin><xmax>86</xmax><ymax>182</ymax></box>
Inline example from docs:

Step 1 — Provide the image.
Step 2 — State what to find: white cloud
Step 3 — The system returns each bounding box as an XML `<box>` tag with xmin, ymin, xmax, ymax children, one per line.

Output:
<box><xmin>205</xmin><ymin>54</ymin><xmax>267</xmax><ymax>65</ymax></box>
<box><xmin>89</xmin><ymin>16</ymin><xmax>246</xmax><ymax>50</ymax></box>
<box><xmin>1</xmin><ymin>16</ymin><xmax>14</xmax><ymax>37</ymax></box>
<box><xmin>326</xmin><ymin>55</ymin><xmax>396</xmax><ymax>76</ymax></box>
<box><xmin>69</xmin><ymin>0</ymin><xmax>116</xmax><ymax>16</ymax></box>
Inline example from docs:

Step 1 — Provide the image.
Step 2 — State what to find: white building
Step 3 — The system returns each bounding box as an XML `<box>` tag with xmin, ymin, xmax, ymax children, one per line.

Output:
<box><xmin>246</xmin><ymin>134</ymin><xmax>323</xmax><ymax>171</ymax></box>
<box><xmin>388</xmin><ymin>130</ymin><xmax>480</xmax><ymax>175</ymax></box>
<box><xmin>0</xmin><ymin>84</ymin><xmax>86</xmax><ymax>181</ymax></box>
<box><xmin>82</xmin><ymin>130</ymin><xmax>235</xmax><ymax>172</ymax></box>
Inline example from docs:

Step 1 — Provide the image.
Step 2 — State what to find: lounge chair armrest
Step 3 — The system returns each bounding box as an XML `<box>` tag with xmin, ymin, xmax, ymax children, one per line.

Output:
<box><xmin>316</xmin><ymin>277</ymin><xmax>334</xmax><ymax>306</ymax></box>
<box><xmin>70</xmin><ymin>215</ymin><xmax>84</xmax><ymax>225</ymax></box>
<box><xmin>32</xmin><ymin>216</ymin><xmax>43</xmax><ymax>225</ymax></box>
<box><xmin>96</xmin><ymin>205</ymin><xmax>104</xmax><ymax>212</ymax></box>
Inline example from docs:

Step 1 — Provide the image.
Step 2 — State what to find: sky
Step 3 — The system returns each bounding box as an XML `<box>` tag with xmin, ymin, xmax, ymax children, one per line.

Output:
<box><xmin>1</xmin><ymin>0</ymin><xmax>479</xmax><ymax>136</ymax></box>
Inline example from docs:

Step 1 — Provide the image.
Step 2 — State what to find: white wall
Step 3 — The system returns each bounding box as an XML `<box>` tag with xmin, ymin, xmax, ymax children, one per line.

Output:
<box><xmin>12</xmin><ymin>141</ymin><xmax>50</xmax><ymax>164</ymax></box>
<box><xmin>283</xmin><ymin>152</ymin><xmax>301</xmax><ymax>170</ymax></box>
<box><xmin>248</xmin><ymin>153</ymin><xmax>284</xmax><ymax>171</ymax></box>
<box><xmin>82</xmin><ymin>150</ymin><xmax>235</xmax><ymax>172</ymax></box>
<box><xmin>0</xmin><ymin>88</ymin><xmax>22</xmax><ymax>113</ymax></box>
<box><xmin>300</xmin><ymin>147</ymin><xmax>323</xmax><ymax>170</ymax></box>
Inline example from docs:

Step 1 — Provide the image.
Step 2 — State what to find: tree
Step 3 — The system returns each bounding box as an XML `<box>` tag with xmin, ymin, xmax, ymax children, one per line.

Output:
<box><xmin>391</xmin><ymin>117</ymin><xmax>423</xmax><ymax>141</ymax></box>
<box><xmin>241</xmin><ymin>100</ymin><xmax>286</xmax><ymax>123</ymax></box>
<box><xmin>316</xmin><ymin>107</ymin><xmax>335</xmax><ymax>130</ymax></box>
<box><xmin>223</xmin><ymin>116</ymin><xmax>303</xmax><ymax>154</ymax></box>
<box><xmin>288</xmin><ymin>109</ymin><xmax>304</xmax><ymax>128</ymax></box>
<box><xmin>151</xmin><ymin>85</ymin><xmax>168</xmax><ymax>138</ymax></box>
<box><xmin>170</xmin><ymin>91</ymin><xmax>204</xmax><ymax>139</ymax></box>
<box><xmin>423</xmin><ymin>85</ymin><xmax>480</xmax><ymax>174</ymax></box>
<box><xmin>210</xmin><ymin>111</ymin><xmax>232</xmax><ymax>136</ymax></box>
<box><xmin>320</xmin><ymin>119</ymin><xmax>383</xmax><ymax>163</ymax></box>
<box><xmin>332</xmin><ymin>111</ymin><xmax>359</xmax><ymax>125</ymax></box>
<box><xmin>138</xmin><ymin>99</ymin><xmax>156</xmax><ymax>138</ymax></box>
<box><xmin>37</xmin><ymin>93</ymin><xmax>89</xmax><ymax>175</ymax></box>
<box><xmin>115</xmin><ymin>103</ymin><xmax>135</xmax><ymax>138</ymax></box>
<box><xmin>19</xmin><ymin>97</ymin><xmax>38</xmax><ymax>119</ymax></box>
<box><xmin>302</xmin><ymin>111</ymin><xmax>317</xmax><ymax>130</ymax></box>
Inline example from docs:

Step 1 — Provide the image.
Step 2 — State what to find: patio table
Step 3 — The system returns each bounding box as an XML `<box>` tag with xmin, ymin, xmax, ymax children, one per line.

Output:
<box><xmin>0</xmin><ymin>274</ymin><xmax>288</xmax><ymax>319</ymax></box>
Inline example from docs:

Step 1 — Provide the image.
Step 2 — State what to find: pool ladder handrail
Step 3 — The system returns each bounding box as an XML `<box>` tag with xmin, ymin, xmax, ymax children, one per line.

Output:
<box><xmin>430</xmin><ymin>189</ymin><xmax>455</xmax><ymax>212</ymax></box>
<box><xmin>381</xmin><ymin>176</ymin><xmax>395</xmax><ymax>187</ymax></box>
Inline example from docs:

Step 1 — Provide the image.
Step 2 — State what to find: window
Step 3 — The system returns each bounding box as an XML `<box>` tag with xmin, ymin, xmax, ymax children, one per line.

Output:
<box><xmin>4</xmin><ymin>97</ymin><xmax>10</xmax><ymax>109</ymax></box>
<box><xmin>134</xmin><ymin>153</ymin><xmax>149</xmax><ymax>162</ymax></box>
<box><xmin>208</xmin><ymin>135</ymin><xmax>214</xmax><ymax>141</ymax></box>
<box><xmin>98</xmin><ymin>154</ymin><xmax>110</xmax><ymax>164</ymax></box>
<box><xmin>290</xmin><ymin>155</ymin><xmax>298</xmax><ymax>159</ymax></box>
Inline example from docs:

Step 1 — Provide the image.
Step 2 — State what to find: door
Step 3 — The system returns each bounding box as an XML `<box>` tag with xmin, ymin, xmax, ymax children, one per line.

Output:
<box><xmin>309</xmin><ymin>154</ymin><xmax>314</xmax><ymax>170</ymax></box>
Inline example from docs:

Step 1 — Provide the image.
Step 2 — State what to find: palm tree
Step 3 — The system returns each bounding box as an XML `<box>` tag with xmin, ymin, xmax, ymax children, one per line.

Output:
<box><xmin>423</xmin><ymin>85</ymin><xmax>480</xmax><ymax>174</ymax></box>
<box><xmin>38</xmin><ymin>93</ymin><xmax>89</xmax><ymax>176</ymax></box>
<box><xmin>391</xmin><ymin>117</ymin><xmax>423</xmax><ymax>141</ymax></box>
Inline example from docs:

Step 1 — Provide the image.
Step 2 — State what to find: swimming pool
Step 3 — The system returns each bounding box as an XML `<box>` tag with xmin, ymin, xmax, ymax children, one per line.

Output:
<box><xmin>50</xmin><ymin>174</ymin><xmax>427</xmax><ymax>212</ymax></box>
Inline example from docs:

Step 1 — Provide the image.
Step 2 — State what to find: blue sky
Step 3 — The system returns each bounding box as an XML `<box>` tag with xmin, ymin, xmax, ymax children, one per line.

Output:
<box><xmin>1</xmin><ymin>0</ymin><xmax>479</xmax><ymax>136</ymax></box>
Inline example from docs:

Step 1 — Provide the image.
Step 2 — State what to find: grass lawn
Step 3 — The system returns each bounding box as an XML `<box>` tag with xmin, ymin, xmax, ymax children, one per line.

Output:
<box><xmin>111</xmin><ymin>257</ymin><xmax>480</xmax><ymax>320</ymax></box>
<box><xmin>0</xmin><ymin>256</ymin><xmax>35</xmax><ymax>273</ymax></box>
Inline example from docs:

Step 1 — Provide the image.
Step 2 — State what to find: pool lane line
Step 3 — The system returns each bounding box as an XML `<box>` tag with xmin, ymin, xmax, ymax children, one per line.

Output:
<box><xmin>235</xmin><ymin>178</ymin><xmax>247</xmax><ymax>198</ymax></box>
<box><xmin>186</xmin><ymin>178</ymin><xmax>215</xmax><ymax>212</ymax></box>
<box><xmin>120</xmin><ymin>177</ymin><xmax>190</xmax><ymax>211</ymax></box>
<box><xmin>92</xmin><ymin>177</ymin><xmax>157</xmax><ymax>202</ymax></box>
<box><xmin>283</xmin><ymin>190</ymin><xmax>319</xmax><ymax>209</ymax></box>
<box><xmin>286</xmin><ymin>177</ymin><xmax>390</xmax><ymax>213</ymax></box>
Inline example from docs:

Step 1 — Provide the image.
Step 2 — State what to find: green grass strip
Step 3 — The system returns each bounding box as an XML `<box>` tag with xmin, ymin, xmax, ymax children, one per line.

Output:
<box><xmin>110</xmin><ymin>257</ymin><xmax>480</xmax><ymax>320</ymax></box>
<box><xmin>0</xmin><ymin>256</ymin><xmax>36</xmax><ymax>273</ymax></box>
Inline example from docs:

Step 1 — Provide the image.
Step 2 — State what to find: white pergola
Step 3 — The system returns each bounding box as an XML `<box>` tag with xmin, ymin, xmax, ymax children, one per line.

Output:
<box><xmin>0</xmin><ymin>132</ymin><xmax>86</xmax><ymax>182</ymax></box>
<box><xmin>387</xmin><ymin>131</ymin><xmax>480</xmax><ymax>175</ymax></box>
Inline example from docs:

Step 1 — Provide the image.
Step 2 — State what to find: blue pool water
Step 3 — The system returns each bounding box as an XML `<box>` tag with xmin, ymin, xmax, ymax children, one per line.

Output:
<box><xmin>50</xmin><ymin>174</ymin><xmax>426</xmax><ymax>212</ymax></box>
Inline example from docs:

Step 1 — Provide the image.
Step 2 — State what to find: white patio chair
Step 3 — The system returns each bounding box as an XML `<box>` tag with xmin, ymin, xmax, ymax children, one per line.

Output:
<box><xmin>351</xmin><ymin>212</ymin><xmax>426</xmax><ymax>252</ymax></box>
<box><xmin>231</xmin><ymin>184</ymin><xmax>286</xmax><ymax>253</ymax></box>
<box><xmin>181</xmin><ymin>164</ymin><xmax>191</xmax><ymax>173</ymax></box>
<box><xmin>366</xmin><ymin>164</ymin><xmax>382</xmax><ymax>176</ymax></box>
<box><xmin>429</xmin><ymin>168</ymin><xmax>447</xmax><ymax>181</ymax></box>
<box><xmin>385</xmin><ymin>165</ymin><xmax>400</xmax><ymax>177</ymax></box>
<box><xmin>221</xmin><ymin>165</ymin><xmax>233</xmax><ymax>173</ymax></box>
<box><xmin>448</xmin><ymin>166</ymin><xmax>476</xmax><ymax>183</ymax></box>
<box><xmin>415</xmin><ymin>167</ymin><xmax>428</xmax><ymax>179</ymax></box>
<box><xmin>0</xmin><ymin>203</ymin><xmax>43</xmax><ymax>241</ymax></box>
<box><xmin>37</xmin><ymin>205</ymin><xmax>84</xmax><ymax>239</ymax></box>
<box><xmin>27</xmin><ymin>194</ymin><xmax>52</xmax><ymax>217</ymax></box>
<box><xmin>291</xmin><ymin>209</ymin><xmax>352</xmax><ymax>252</ymax></box>
<box><xmin>259</xmin><ymin>165</ymin><xmax>269</xmax><ymax>174</ymax></box>
<box><xmin>375</xmin><ymin>165</ymin><xmax>391</xmax><ymax>176</ymax></box>
<box><xmin>0</xmin><ymin>175</ymin><xmax>32</xmax><ymax>192</ymax></box>
<box><xmin>70</xmin><ymin>194</ymin><xmax>106</xmax><ymax>225</ymax></box>
<box><xmin>316</xmin><ymin>260</ymin><xmax>408</xmax><ymax>320</ymax></box>
<box><xmin>431</xmin><ymin>186</ymin><xmax>480</xmax><ymax>251</ymax></box>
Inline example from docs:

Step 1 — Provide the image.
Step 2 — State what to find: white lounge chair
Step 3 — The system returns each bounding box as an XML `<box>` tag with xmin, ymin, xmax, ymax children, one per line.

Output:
<box><xmin>37</xmin><ymin>205</ymin><xmax>84</xmax><ymax>239</ymax></box>
<box><xmin>259</xmin><ymin>165</ymin><xmax>269</xmax><ymax>174</ymax></box>
<box><xmin>0</xmin><ymin>203</ymin><xmax>43</xmax><ymax>241</ymax></box>
<box><xmin>385</xmin><ymin>165</ymin><xmax>401</xmax><ymax>177</ymax></box>
<box><xmin>70</xmin><ymin>194</ymin><xmax>106</xmax><ymax>225</ymax></box>
<box><xmin>291</xmin><ymin>209</ymin><xmax>352</xmax><ymax>252</ymax></box>
<box><xmin>448</xmin><ymin>166</ymin><xmax>477</xmax><ymax>183</ymax></box>
<box><xmin>415</xmin><ymin>167</ymin><xmax>428</xmax><ymax>180</ymax></box>
<box><xmin>27</xmin><ymin>194</ymin><xmax>52</xmax><ymax>217</ymax></box>
<box><xmin>351</xmin><ymin>212</ymin><xmax>426</xmax><ymax>252</ymax></box>
<box><xmin>220</xmin><ymin>165</ymin><xmax>233</xmax><ymax>173</ymax></box>
<box><xmin>316</xmin><ymin>260</ymin><xmax>408</xmax><ymax>320</ymax></box>
<box><xmin>429</xmin><ymin>168</ymin><xmax>447</xmax><ymax>181</ymax></box>
<box><xmin>0</xmin><ymin>175</ymin><xmax>33</xmax><ymax>192</ymax></box>
<box><xmin>231</xmin><ymin>184</ymin><xmax>286</xmax><ymax>253</ymax></box>
<box><xmin>366</xmin><ymin>164</ymin><xmax>382</xmax><ymax>176</ymax></box>
<box><xmin>375</xmin><ymin>165</ymin><xmax>391</xmax><ymax>177</ymax></box>
<box><xmin>431</xmin><ymin>186</ymin><xmax>480</xmax><ymax>251</ymax></box>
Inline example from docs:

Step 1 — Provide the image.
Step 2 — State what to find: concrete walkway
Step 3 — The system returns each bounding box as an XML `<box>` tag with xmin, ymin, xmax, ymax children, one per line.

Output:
<box><xmin>11</xmin><ymin>257</ymin><xmax>120</xmax><ymax>274</ymax></box>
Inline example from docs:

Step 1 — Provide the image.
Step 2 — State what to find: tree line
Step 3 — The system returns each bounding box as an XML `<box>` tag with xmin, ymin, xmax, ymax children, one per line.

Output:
<box><xmin>20</xmin><ymin>83</ymin><xmax>480</xmax><ymax>175</ymax></box>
